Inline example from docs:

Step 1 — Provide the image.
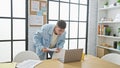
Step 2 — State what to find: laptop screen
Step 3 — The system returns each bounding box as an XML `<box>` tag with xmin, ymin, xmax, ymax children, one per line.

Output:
<box><xmin>64</xmin><ymin>49</ymin><xmax>83</xmax><ymax>63</ymax></box>
<box><xmin>52</xmin><ymin>48</ymin><xmax>83</xmax><ymax>63</ymax></box>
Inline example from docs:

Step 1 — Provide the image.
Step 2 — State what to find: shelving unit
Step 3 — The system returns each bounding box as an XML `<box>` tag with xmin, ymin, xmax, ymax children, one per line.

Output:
<box><xmin>97</xmin><ymin>45</ymin><xmax>120</xmax><ymax>53</ymax></box>
<box><xmin>97</xmin><ymin>0</ymin><xmax>120</xmax><ymax>58</ymax></box>
<box><xmin>98</xmin><ymin>35</ymin><xmax>120</xmax><ymax>39</ymax></box>
<box><xmin>98</xmin><ymin>21</ymin><xmax>120</xmax><ymax>24</ymax></box>
<box><xmin>99</xmin><ymin>5</ymin><xmax>120</xmax><ymax>10</ymax></box>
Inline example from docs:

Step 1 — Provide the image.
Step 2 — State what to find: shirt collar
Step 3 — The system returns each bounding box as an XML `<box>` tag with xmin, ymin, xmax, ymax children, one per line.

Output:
<box><xmin>48</xmin><ymin>25</ymin><xmax>55</xmax><ymax>35</ymax></box>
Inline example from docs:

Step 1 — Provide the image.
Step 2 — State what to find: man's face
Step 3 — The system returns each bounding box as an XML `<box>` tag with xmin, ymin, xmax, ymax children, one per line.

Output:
<box><xmin>54</xmin><ymin>26</ymin><xmax>65</xmax><ymax>35</ymax></box>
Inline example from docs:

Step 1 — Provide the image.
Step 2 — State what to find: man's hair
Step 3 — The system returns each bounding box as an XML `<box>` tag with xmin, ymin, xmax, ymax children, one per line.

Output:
<box><xmin>57</xmin><ymin>20</ymin><xmax>66</xmax><ymax>29</ymax></box>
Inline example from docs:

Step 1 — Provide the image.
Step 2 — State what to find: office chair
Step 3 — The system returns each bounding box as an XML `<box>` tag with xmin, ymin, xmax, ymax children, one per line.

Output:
<box><xmin>101</xmin><ymin>53</ymin><xmax>120</xmax><ymax>65</ymax></box>
<box><xmin>13</xmin><ymin>51</ymin><xmax>40</xmax><ymax>63</ymax></box>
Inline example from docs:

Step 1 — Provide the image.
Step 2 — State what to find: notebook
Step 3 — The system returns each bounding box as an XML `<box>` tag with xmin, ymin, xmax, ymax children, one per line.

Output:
<box><xmin>52</xmin><ymin>48</ymin><xmax>83</xmax><ymax>63</ymax></box>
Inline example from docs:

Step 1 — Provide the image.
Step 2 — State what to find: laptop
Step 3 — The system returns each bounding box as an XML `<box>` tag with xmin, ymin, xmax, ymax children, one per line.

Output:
<box><xmin>52</xmin><ymin>48</ymin><xmax>83</xmax><ymax>63</ymax></box>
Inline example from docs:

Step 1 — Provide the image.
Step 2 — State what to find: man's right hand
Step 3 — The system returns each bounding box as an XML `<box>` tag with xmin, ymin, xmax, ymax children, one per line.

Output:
<box><xmin>42</xmin><ymin>48</ymin><xmax>49</xmax><ymax>52</ymax></box>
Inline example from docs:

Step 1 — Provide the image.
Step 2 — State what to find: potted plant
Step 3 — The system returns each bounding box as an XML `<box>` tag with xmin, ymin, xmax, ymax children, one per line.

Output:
<box><xmin>117</xmin><ymin>0</ymin><xmax>120</xmax><ymax>5</ymax></box>
<box><xmin>117</xmin><ymin>41</ymin><xmax>120</xmax><ymax>50</ymax></box>
<box><xmin>104</xmin><ymin>1</ymin><xmax>108</xmax><ymax>8</ymax></box>
<box><xmin>105</xmin><ymin>27</ymin><xmax>111</xmax><ymax>35</ymax></box>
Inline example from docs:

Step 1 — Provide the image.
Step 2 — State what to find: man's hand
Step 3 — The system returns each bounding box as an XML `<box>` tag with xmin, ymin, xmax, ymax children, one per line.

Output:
<box><xmin>55</xmin><ymin>48</ymin><xmax>61</xmax><ymax>53</ymax></box>
<box><xmin>42</xmin><ymin>48</ymin><xmax>49</xmax><ymax>52</ymax></box>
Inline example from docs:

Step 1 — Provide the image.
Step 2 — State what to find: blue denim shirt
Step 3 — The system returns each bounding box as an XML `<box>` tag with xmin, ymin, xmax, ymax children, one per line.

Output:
<box><xmin>33</xmin><ymin>24</ymin><xmax>66</xmax><ymax>59</ymax></box>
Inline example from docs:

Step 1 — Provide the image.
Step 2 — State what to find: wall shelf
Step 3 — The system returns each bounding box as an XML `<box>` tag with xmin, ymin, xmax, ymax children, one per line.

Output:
<box><xmin>97</xmin><ymin>45</ymin><xmax>120</xmax><ymax>53</ymax></box>
<box><xmin>98</xmin><ymin>21</ymin><xmax>120</xmax><ymax>24</ymax></box>
<box><xmin>98</xmin><ymin>35</ymin><xmax>120</xmax><ymax>39</ymax></box>
<box><xmin>99</xmin><ymin>6</ymin><xmax>120</xmax><ymax>11</ymax></box>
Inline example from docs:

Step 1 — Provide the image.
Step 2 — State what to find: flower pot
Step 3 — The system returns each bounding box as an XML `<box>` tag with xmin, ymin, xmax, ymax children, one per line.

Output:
<box><xmin>104</xmin><ymin>5</ymin><xmax>108</xmax><ymax>8</ymax></box>
<box><xmin>117</xmin><ymin>41</ymin><xmax>120</xmax><ymax>50</ymax></box>
<box><xmin>117</xmin><ymin>3</ymin><xmax>120</xmax><ymax>6</ymax></box>
<box><xmin>117</xmin><ymin>45</ymin><xmax>120</xmax><ymax>50</ymax></box>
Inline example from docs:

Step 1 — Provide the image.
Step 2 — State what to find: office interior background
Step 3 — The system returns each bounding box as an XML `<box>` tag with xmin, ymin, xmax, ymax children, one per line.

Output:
<box><xmin>0</xmin><ymin>0</ymin><xmax>97</xmax><ymax>62</ymax></box>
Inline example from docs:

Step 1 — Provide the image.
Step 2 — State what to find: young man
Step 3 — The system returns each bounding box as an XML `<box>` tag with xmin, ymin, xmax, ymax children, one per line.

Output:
<box><xmin>33</xmin><ymin>20</ymin><xmax>66</xmax><ymax>60</ymax></box>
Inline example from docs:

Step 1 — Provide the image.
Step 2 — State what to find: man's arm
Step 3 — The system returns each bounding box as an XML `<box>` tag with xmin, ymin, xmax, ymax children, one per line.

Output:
<box><xmin>56</xmin><ymin>32</ymin><xmax>66</xmax><ymax>52</ymax></box>
<box><xmin>34</xmin><ymin>30</ymin><xmax>49</xmax><ymax>53</ymax></box>
<box><xmin>34</xmin><ymin>31</ymin><xmax>44</xmax><ymax>52</ymax></box>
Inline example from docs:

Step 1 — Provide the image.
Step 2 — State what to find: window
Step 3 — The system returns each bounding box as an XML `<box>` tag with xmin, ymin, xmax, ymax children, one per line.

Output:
<box><xmin>0</xmin><ymin>0</ymin><xmax>28</xmax><ymax>62</ymax></box>
<box><xmin>0</xmin><ymin>0</ymin><xmax>11</xmax><ymax>17</ymax></box>
<box><xmin>48</xmin><ymin>0</ymin><xmax>89</xmax><ymax>53</ymax></box>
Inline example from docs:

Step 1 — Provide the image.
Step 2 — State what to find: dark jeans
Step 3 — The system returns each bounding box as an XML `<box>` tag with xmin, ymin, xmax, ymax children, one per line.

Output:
<box><xmin>47</xmin><ymin>51</ymin><xmax>54</xmax><ymax>59</ymax></box>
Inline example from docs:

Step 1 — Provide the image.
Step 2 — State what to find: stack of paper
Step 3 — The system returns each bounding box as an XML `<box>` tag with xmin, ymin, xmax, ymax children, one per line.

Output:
<box><xmin>52</xmin><ymin>49</ymin><xmax>65</xmax><ymax>62</ymax></box>
<box><xmin>16</xmin><ymin>60</ymin><xmax>42</xmax><ymax>68</ymax></box>
<box><xmin>47</xmin><ymin>48</ymin><xmax>58</xmax><ymax>51</ymax></box>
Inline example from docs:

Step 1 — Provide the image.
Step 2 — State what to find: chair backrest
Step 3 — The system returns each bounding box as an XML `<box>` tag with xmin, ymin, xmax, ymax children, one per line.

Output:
<box><xmin>13</xmin><ymin>51</ymin><xmax>40</xmax><ymax>63</ymax></box>
<box><xmin>101</xmin><ymin>53</ymin><xmax>120</xmax><ymax>65</ymax></box>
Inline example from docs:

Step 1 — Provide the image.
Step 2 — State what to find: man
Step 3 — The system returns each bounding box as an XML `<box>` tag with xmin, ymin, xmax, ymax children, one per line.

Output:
<box><xmin>33</xmin><ymin>20</ymin><xmax>66</xmax><ymax>60</ymax></box>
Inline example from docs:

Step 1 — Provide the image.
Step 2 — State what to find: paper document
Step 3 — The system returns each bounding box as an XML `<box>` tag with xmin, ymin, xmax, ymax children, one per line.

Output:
<box><xmin>29</xmin><ymin>15</ymin><xmax>43</xmax><ymax>25</ymax></box>
<box><xmin>47</xmin><ymin>48</ymin><xmax>58</xmax><ymax>51</ymax></box>
<box><xmin>31</xmin><ymin>1</ymin><xmax>39</xmax><ymax>11</ymax></box>
<box><xmin>0</xmin><ymin>62</ymin><xmax>16</xmax><ymax>68</ymax></box>
<box><xmin>52</xmin><ymin>49</ymin><xmax>65</xmax><ymax>62</ymax></box>
<box><xmin>16</xmin><ymin>60</ymin><xmax>42</xmax><ymax>68</ymax></box>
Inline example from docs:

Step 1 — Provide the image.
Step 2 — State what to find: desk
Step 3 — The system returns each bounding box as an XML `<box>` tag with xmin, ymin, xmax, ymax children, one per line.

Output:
<box><xmin>0</xmin><ymin>62</ymin><xmax>16</xmax><ymax>68</ymax></box>
<box><xmin>35</xmin><ymin>55</ymin><xmax>120</xmax><ymax>68</ymax></box>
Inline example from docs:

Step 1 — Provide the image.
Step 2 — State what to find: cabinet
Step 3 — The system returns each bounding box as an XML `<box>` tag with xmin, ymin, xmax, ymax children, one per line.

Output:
<box><xmin>97</xmin><ymin>0</ymin><xmax>120</xmax><ymax>57</ymax></box>
<box><xmin>97</xmin><ymin>46</ymin><xmax>109</xmax><ymax>58</ymax></box>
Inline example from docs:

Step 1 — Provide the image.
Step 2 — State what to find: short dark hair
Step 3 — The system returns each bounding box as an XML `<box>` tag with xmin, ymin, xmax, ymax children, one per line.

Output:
<box><xmin>57</xmin><ymin>20</ymin><xmax>66</xmax><ymax>29</ymax></box>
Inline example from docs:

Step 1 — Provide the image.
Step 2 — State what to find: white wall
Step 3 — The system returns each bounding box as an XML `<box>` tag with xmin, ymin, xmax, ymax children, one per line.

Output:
<box><xmin>28</xmin><ymin>0</ymin><xmax>47</xmax><ymax>51</ymax></box>
<box><xmin>28</xmin><ymin>0</ymin><xmax>41</xmax><ymax>52</ymax></box>
<box><xmin>28</xmin><ymin>27</ymin><xmax>41</xmax><ymax>51</ymax></box>
<box><xmin>87</xmin><ymin>0</ymin><xmax>98</xmax><ymax>56</ymax></box>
